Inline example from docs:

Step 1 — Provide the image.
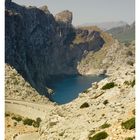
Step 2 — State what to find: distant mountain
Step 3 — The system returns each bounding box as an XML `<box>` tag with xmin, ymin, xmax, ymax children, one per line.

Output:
<box><xmin>106</xmin><ymin>22</ymin><xmax>135</xmax><ymax>42</ymax></box>
<box><xmin>79</xmin><ymin>21</ymin><xmax>128</xmax><ymax>31</ymax></box>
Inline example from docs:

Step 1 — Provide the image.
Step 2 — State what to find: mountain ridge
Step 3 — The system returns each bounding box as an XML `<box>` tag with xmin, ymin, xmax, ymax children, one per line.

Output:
<box><xmin>106</xmin><ymin>22</ymin><xmax>135</xmax><ymax>42</ymax></box>
<box><xmin>78</xmin><ymin>21</ymin><xmax>128</xmax><ymax>31</ymax></box>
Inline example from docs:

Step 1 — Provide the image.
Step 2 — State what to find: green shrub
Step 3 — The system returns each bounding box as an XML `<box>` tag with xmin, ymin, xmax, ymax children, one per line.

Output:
<box><xmin>131</xmin><ymin>79</ymin><xmax>135</xmax><ymax>87</ymax></box>
<box><xmin>83</xmin><ymin>89</ymin><xmax>89</xmax><ymax>93</ymax></box>
<box><xmin>124</xmin><ymin>42</ymin><xmax>131</xmax><ymax>47</ymax></box>
<box><xmin>36</xmin><ymin>117</ymin><xmax>42</xmax><ymax>123</ymax></box>
<box><xmin>80</xmin><ymin>102</ymin><xmax>89</xmax><ymax>108</ymax></box>
<box><xmin>5</xmin><ymin>113</ymin><xmax>10</xmax><ymax>117</ymax></box>
<box><xmin>89</xmin><ymin>131</ymin><xmax>108</xmax><ymax>140</ymax></box>
<box><xmin>132</xmin><ymin>109</ymin><xmax>135</xmax><ymax>115</ymax></box>
<box><xmin>121</xmin><ymin>117</ymin><xmax>135</xmax><ymax>130</ymax></box>
<box><xmin>23</xmin><ymin>118</ymin><xmax>35</xmax><ymax>126</ymax></box>
<box><xmin>126</xmin><ymin>50</ymin><xmax>133</xmax><ymax>56</ymax></box>
<box><xmin>124</xmin><ymin>79</ymin><xmax>135</xmax><ymax>87</ymax></box>
<box><xmin>22</xmin><ymin>117</ymin><xmax>41</xmax><ymax>127</ymax></box>
<box><xmin>7</xmin><ymin>124</ymin><xmax>11</xmax><ymax>127</ymax></box>
<box><xmin>102</xmin><ymin>82</ymin><xmax>115</xmax><ymax>90</ymax></box>
<box><xmin>127</xmin><ymin>61</ymin><xmax>134</xmax><ymax>66</ymax></box>
<box><xmin>14</xmin><ymin>122</ymin><xmax>17</xmax><ymax>126</ymax></box>
<box><xmin>125</xmin><ymin>137</ymin><xmax>133</xmax><ymax>140</ymax></box>
<box><xmin>33</xmin><ymin>122</ymin><xmax>39</xmax><ymax>128</ymax></box>
<box><xmin>12</xmin><ymin>116</ymin><xmax>22</xmax><ymax>122</ymax></box>
<box><xmin>33</xmin><ymin>117</ymin><xmax>42</xmax><ymax>128</ymax></box>
<box><xmin>103</xmin><ymin>100</ymin><xmax>109</xmax><ymax>105</ymax></box>
<box><xmin>100</xmin><ymin>123</ymin><xmax>111</xmax><ymax>129</ymax></box>
<box><xmin>102</xmin><ymin>114</ymin><xmax>105</xmax><ymax>117</ymax></box>
<box><xmin>124</xmin><ymin>81</ymin><xmax>130</xmax><ymax>85</ymax></box>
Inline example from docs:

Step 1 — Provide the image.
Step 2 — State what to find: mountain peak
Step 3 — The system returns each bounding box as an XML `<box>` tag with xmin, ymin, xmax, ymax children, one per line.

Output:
<box><xmin>55</xmin><ymin>10</ymin><xmax>73</xmax><ymax>24</ymax></box>
<box><xmin>39</xmin><ymin>5</ymin><xmax>50</xmax><ymax>14</ymax></box>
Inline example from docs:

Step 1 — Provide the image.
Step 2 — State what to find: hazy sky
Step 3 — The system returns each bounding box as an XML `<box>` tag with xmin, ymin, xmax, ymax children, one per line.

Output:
<box><xmin>12</xmin><ymin>0</ymin><xmax>135</xmax><ymax>25</ymax></box>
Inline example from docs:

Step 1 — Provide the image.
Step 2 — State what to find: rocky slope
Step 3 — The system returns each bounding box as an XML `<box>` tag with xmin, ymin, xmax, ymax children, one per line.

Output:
<box><xmin>5</xmin><ymin>64</ymin><xmax>49</xmax><ymax>103</ymax></box>
<box><xmin>39</xmin><ymin>42</ymin><xmax>135</xmax><ymax>140</ymax></box>
<box><xmin>5</xmin><ymin>0</ymin><xmax>106</xmax><ymax>98</ymax></box>
<box><xmin>5</xmin><ymin>112</ymin><xmax>38</xmax><ymax>140</ymax></box>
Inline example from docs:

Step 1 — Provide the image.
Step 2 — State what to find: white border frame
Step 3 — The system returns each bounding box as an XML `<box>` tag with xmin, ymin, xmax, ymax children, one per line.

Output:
<box><xmin>0</xmin><ymin>0</ymin><xmax>5</xmax><ymax>140</ymax></box>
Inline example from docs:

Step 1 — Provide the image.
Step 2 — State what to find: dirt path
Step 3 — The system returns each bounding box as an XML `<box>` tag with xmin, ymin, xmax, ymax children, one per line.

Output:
<box><xmin>5</xmin><ymin>99</ymin><xmax>55</xmax><ymax>140</ymax></box>
<box><xmin>5</xmin><ymin>99</ymin><xmax>54</xmax><ymax>119</ymax></box>
<box><xmin>14</xmin><ymin>132</ymin><xmax>39</xmax><ymax>140</ymax></box>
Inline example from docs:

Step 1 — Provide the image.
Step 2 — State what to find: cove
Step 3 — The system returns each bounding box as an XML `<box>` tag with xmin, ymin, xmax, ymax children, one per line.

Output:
<box><xmin>48</xmin><ymin>75</ymin><xmax>106</xmax><ymax>104</ymax></box>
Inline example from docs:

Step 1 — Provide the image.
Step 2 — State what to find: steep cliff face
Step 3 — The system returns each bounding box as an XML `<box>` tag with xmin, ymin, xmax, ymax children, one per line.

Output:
<box><xmin>5</xmin><ymin>1</ymin><xmax>105</xmax><ymax>97</ymax></box>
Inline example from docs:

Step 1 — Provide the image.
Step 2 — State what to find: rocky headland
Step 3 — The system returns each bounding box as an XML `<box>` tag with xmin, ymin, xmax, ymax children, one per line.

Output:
<box><xmin>5</xmin><ymin>0</ymin><xmax>135</xmax><ymax>140</ymax></box>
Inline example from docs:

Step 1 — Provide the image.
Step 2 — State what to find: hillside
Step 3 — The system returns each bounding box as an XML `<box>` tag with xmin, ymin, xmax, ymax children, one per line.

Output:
<box><xmin>106</xmin><ymin>22</ymin><xmax>135</xmax><ymax>42</ymax></box>
<box><xmin>5</xmin><ymin>64</ymin><xmax>49</xmax><ymax>103</ymax></box>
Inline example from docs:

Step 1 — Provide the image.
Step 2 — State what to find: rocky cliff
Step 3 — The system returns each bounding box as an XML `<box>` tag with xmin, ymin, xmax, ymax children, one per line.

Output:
<box><xmin>5</xmin><ymin>1</ymin><xmax>106</xmax><ymax>97</ymax></box>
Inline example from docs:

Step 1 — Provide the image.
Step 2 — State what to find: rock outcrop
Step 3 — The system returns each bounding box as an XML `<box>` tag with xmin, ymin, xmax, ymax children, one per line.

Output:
<box><xmin>39</xmin><ymin>5</ymin><xmax>50</xmax><ymax>14</ymax></box>
<box><xmin>55</xmin><ymin>10</ymin><xmax>73</xmax><ymax>24</ymax></box>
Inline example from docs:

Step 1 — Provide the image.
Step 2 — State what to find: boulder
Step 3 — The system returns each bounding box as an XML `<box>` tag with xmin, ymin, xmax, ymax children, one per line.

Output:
<box><xmin>98</xmin><ymin>69</ymin><xmax>107</xmax><ymax>75</ymax></box>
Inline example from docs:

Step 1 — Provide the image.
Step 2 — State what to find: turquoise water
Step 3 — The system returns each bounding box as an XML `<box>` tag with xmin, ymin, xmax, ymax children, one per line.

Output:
<box><xmin>48</xmin><ymin>75</ymin><xmax>106</xmax><ymax>104</ymax></box>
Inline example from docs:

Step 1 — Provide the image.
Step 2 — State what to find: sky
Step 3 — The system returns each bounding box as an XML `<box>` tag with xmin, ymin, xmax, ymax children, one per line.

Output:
<box><xmin>12</xmin><ymin>0</ymin><xmax>135</xmax><ymax>26</ymax></box>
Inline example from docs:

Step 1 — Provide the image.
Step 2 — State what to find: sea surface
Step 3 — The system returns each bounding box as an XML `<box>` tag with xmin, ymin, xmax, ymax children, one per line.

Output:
<box><xmin>48</xmin><ymin>75</ymin><xmax>106</xmax><ymax>104</ymax></box>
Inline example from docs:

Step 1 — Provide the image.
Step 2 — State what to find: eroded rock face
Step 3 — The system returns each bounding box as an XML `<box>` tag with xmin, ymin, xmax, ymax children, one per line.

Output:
<box><xmin>55</xmin><ymin>10</ymin><xmax>73</xmax><ymax>24</ymax></box>
<box><xmin>5</xmin><ymin>1</ymin><xmax>105</xmax><ymax>97</ymax></box>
